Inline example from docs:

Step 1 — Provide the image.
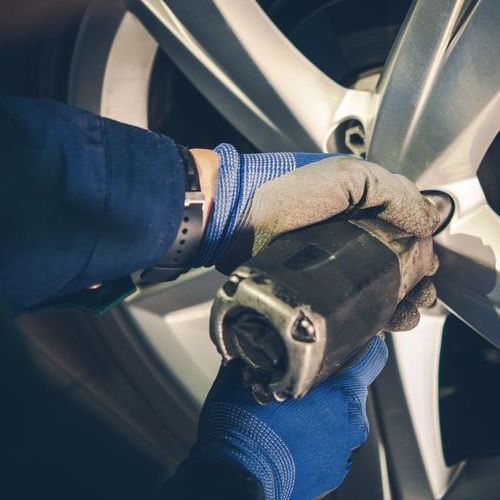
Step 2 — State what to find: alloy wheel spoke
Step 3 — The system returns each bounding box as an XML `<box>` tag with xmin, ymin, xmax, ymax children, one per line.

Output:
<box><xmin>368</xmin><ymin>0</ymin><xmax>500</xmax><ymax>185</ymax></box>
<box><xmin>128</xmin><ymin>0</ymin><xmax>372</xmax><ymax>151</ymax></box>
<box><xmin>368</xmin><ymin>0</ymin><xmax>500</xmax><ymax>342</ymax></box>
<box><xmin>434</xmin><ymin>181</ymin><xmax>500</xmax><ymax>347</ymax></box>
<box><xmin>367</xmin><ymin>3</ymin><xmax>499</xmax><ymax>494</ymax></box>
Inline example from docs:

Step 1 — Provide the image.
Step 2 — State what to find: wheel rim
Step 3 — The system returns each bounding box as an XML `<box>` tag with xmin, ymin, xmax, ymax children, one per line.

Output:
<box><xmin>69</xmin><ymin>1</ymin><xmax>500</xmax><ymax>498</ymax></box>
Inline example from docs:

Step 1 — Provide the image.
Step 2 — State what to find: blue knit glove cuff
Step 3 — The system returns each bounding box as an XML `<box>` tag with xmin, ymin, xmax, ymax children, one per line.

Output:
<box><xmin>194</xmin><ymin>143</ymin><xmax>337</xmax><ymax>267</ymax></box>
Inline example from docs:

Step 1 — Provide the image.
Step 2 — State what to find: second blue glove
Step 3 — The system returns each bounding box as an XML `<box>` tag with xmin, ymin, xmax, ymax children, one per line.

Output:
<box><xmin>186</xmin><ymin>336</ymin><xmax>388</xmax><ymax>500</ymax></box>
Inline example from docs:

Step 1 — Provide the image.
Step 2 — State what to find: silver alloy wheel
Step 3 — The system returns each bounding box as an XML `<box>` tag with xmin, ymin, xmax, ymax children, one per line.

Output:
<box><xmin>69</xmin><ymin>1</ymin><xmax>500</xmax><ymax>498</ymax></box>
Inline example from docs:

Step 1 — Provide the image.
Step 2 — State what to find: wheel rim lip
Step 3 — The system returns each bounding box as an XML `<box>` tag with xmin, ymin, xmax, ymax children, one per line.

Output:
<box><xmin>68</xmin><ymin>2</ymin><xmax>500</xmax><ymax>497</ymax></box>
<box><xmin>69</xmin><ymin>4</ymin><xmax>154</xmax><ymax>128</ymax></box>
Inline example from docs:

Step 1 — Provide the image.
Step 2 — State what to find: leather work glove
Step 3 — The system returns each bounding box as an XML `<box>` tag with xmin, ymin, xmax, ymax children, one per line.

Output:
<box><xmin>185</xmin><ymin>336</ymin><xmax>388</xmax><ymax>500</ymax></box>
<box><xmin>195</xmin><ymin>144</ymin><xmax>440</xmax><ymax>331</ymax></box>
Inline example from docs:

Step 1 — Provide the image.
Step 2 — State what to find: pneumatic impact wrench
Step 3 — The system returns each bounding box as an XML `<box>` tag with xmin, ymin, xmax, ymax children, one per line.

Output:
<box><xmin>209</xmin><ymin>191</ymin><xmax>454</xmax><ymax>404</ymax></box>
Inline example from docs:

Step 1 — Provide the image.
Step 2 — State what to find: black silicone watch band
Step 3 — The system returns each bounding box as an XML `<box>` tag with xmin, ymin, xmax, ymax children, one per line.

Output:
<box><xmin>139</xmin><ymin>146</ymin><xmax>205</xmax><ymax>283</ymax></box>
<box><xmin>177</xmin><ymin>144</ymin><xmax>201</xmax><ymax>191</ymax></box>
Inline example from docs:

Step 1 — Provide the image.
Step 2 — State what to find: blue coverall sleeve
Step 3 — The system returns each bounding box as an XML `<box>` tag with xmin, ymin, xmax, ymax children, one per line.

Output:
<box><xmin>0</xmin><ymin>96</ymin><xmax>185</xmax><ymax>313</ymax></box>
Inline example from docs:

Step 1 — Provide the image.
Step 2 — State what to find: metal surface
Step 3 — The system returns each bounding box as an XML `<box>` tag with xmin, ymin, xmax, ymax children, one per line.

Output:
<box><xmin>68</xmin><ymin>0</ymin><xmax>500</xmax><ymax>497</ymax></box>
<box><xmin>368</xmin><ymin>0</ymin><xmax>500</xmax><ymax>345</ymax></box>
<box><xmin>127</xmin><ymin>0</ymin><xmax>374</xmax><ymax>152</ymax></box>
<box><xmin>211</xmin><ymin>265</ymin><xmax>327</xmax><ymax>401</ymax></box>
<box><xmin>345</xmin><ymin>123</ymin><xmax>367</xmax><ymax>156</ymax></box>
<box><xmin>211</xmin><ymin>216</ymin><xmax>439</xmax><ymax>401</ymax></box>
<box><xmin>367</xmin><ymin>1</ymin><xmax>500</xmax><ymax>497</ymax></box>
<box><xmin>126</xmin><ymin>270</ymin><xmax>225</xmax><ymax>405</ymax></box>
<box><xmin>70</xmin><ymin>1</ymin><xmax>155</xmax><ymax>125</ymax></box>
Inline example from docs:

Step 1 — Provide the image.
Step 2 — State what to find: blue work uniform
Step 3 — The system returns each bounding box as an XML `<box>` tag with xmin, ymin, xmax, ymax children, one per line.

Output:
<box><xmin>0</xmin><ymin>96</ymin><xmax>185</xmax><ymax>313</ymax></box>
<box><xmin>0</xmin><ymin>96</ymin><xmax>264</xmax><ymax>499</ymax></box>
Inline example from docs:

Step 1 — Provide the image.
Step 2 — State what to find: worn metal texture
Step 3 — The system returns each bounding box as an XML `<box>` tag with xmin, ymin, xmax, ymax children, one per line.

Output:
<box><xmin>210</xmin><ymin>217</ymin><xmax>439</xmax><ymax>401</ymax></box>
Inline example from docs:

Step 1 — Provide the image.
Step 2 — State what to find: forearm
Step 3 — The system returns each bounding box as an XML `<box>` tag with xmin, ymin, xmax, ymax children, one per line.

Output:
<box><xmin>0</xmin><ymin>96</ymin><xmax>185</xmax><ymax>312</ymax></box>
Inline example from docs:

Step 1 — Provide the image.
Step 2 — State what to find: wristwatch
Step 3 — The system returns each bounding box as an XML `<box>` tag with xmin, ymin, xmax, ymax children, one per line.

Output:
<box><xmin>138</xmin><ymin>145</ymin><xmax>205</xmax><ymax>283</ymax></box>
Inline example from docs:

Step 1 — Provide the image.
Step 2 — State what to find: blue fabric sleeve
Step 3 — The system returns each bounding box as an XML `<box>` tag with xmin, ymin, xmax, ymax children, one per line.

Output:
<box><xmin>0</xmin><ymin>96</ymin><xmax>185</xmax><ymax>312</ymax></box>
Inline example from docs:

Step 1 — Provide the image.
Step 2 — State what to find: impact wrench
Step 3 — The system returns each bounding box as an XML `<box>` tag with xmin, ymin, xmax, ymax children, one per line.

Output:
<box><xmin>209</xmin><ymin>191</ymin><xmax>454</xmax><ymax>404</ymax></box>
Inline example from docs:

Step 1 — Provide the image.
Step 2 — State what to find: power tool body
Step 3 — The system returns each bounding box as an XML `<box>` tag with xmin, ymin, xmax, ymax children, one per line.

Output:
<box><xmin>210</xmin><ymin>192</ymin><xmax>453</xmax><ymax>404</ymax></box>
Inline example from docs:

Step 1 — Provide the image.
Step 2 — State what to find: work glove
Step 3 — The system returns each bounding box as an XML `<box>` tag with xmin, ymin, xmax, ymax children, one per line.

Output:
<box><xmin>196</xmin><ymin>144</ymin><xmax>440</xmax><ymax>331</ymax></box>
<box><xmin>186</xmin><ymin>336</ymin><xmax>388</xmax><ymax>500</ymax></box>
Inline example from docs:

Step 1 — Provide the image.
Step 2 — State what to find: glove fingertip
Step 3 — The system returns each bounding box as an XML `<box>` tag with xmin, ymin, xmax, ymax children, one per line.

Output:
<box><xmin>413</xmin><ymin>197</ymin><xmax>441</xmax><ymax>238</ymax></box>
<box><xmin>407</xmin><ymin>277</ymin><xmax>437</xmax><ymax>308</ymax></box>
<box><xmin>427</xmin><ymin>253</ymin><xmax>440</xmax><ymax>276</ymax></box>
<box><xmin>387</xmin><ymin>300</ymin><xmax>420</xmax><ymax>332</ymax></box>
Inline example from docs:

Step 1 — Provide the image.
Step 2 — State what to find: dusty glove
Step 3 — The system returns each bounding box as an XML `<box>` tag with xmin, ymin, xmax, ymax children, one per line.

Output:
<box><xmin>186</xmin><ymin>336</ymin><xmax>388</xmax><ymax>500</ymax></box>
<box><xmin>197</xmin><ymin>144</ymin><xmax>440</xmax><ymax>331</ymax></box>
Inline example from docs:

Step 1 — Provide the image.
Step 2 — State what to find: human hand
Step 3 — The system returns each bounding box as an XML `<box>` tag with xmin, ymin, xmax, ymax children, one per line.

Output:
<box><xmin>194</xmin><ymin>145</ymin><xmax>439</xmax><ymax>268</ymax></box>
<box><xmin>187</xmin><ymin>336</ymin><xmax>388</xmax><ymax>500</ymax></box>
<box><xmin>194</xmin><ymin>144</ymin><xmax>440</xmax><ymax>331</ymax></box>
<box><xmin>193</xmin><ymin>144</ymin><xmax>337</xmax><ymax>268</ymax></box>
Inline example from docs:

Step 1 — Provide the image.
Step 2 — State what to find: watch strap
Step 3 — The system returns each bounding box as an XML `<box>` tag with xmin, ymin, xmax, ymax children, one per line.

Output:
<box><xmin>139</xmin><ymin>146</ymin><xmax>205</xmax><ymax>283</ymax></box>
<box><xmin>177</xmin><ymin>144</ymin><xmax>201</xmax><ymax>191</ymax></box>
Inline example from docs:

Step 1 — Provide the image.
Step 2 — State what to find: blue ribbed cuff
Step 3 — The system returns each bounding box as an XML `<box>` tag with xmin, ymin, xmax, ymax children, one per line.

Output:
<box><xmin>194</xmin><ymin>143</ymin><xmax>338</xmax><ymax>267</ymax></box>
